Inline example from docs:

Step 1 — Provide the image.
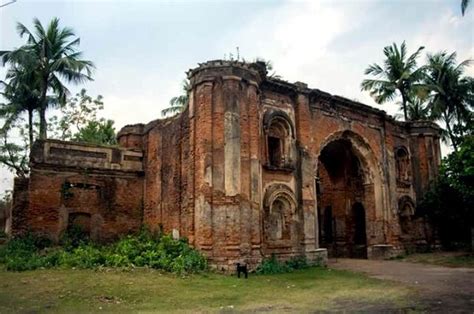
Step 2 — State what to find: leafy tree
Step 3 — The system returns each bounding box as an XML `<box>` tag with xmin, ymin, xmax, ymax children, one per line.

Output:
<box><xmin>361</xmin><ymin>41</ymin><xmax>425</xmax><ymax>121</ymax></box>
<box><xmin>0</xmin><ymin>17</ymin><xmax>94</xmax><ymax>140</ymax></box>
<box><xmin>424</xmin><ymin>52</ymin><xmax>473</xmax><ymax>151</ymax></box>
<box><xmin>0</xmin><ymin>120</ymin><xmax>29</xmax><ymax>178</ymax></box>
<box><xmin>0</xmin><ymin>191</ymin><xmax>12</xmax><ymax>235</ymax></box>
<box><xmin>161</xmin><ymin>79</ymin><xmax>190</xmax><ymax>117</ymax></box>
<box><xmin>419</xmin><ymin>137</ymin><xmax>474</xmax><ymax>248</ymax></box>
<box><xmin>73</xmin><ymin>119</ymin><xmax>117</xmax><ymax>146</ymax></box>
<box><xmin>48</xmin><ymin>89</ymin><xmax>104</xmax><ymax>140</ymax></box>
<box><xmin>48</xmin><ymin>89</ymin><xmax>117</xmax><ymax>146</ymax></box>
<box><xmin>462</xmin><ymin>0</ymin><xmax>471</xmax><ymax>15</ymax></box>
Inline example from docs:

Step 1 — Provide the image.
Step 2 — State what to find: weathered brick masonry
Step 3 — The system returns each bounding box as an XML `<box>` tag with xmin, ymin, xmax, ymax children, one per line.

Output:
<box><xmin>10</xmin><ymin>60</ymin><xmax>441</xmax><ymax>269</ymax></box>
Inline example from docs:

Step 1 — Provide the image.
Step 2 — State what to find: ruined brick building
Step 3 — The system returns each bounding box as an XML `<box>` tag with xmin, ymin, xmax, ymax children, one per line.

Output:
<box><xmin>10</xmin><ymin>60</ymin><xmax>441</xmax><ymax>268</ymax></box>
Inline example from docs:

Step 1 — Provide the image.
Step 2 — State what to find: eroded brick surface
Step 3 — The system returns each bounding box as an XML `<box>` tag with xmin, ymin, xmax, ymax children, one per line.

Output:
<box><xmin>10</xmin><ymin>60</ymin><xmax>441</xmax><ymax>269</ymax></box>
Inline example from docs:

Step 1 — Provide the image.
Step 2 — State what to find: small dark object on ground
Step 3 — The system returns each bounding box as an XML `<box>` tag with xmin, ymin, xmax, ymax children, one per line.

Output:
<box><xmin>236</xmin><ymin>263</ymin><xmax>248</xmax><ymax>278</ymax></box>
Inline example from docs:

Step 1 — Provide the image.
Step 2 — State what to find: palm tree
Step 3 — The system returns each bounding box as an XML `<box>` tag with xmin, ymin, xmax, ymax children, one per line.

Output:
<box><xmin>161</xmin><ymin>79</ymin><xmax>190</xmax><ymax>117</ymax></box>
<box><xmin>424</xmin><ymin>52</ymin><xmax>473</xmax><ymax>151</ymax></box>
<box><xmin>361</xmin><ymin>41</ymin><xmax>425</xmax><ymax>121</ymax></box>
<box><xmin>462</xmin><ymin>0</ymin><xmax>471</xmax><ymax>15</ymax></box>
<box><xmin>407</xmin><ymin>99</ymin><xmax>431</xmax><ymax>121</ymax></box>
<box><xmin>0</xmin><ymin>51</ymin><xmax>41</xmax><ymax>147</ymax></box>
<box><xmin>0</xmin><ymin>17</ymin><xmax>94</xmax><ymax>139</ymax></box>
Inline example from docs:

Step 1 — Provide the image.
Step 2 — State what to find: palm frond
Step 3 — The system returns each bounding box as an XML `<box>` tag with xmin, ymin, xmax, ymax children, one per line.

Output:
<box><xmin>462</xmin><ymin>0</ymin><xmax>471</xmax><ymax>15</ymax></box>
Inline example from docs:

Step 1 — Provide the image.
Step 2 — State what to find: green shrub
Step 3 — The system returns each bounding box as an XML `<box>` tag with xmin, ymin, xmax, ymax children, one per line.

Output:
<box><xmin>60</xmin><ymin>225</ymin><xmax>90</xmax><ymax>251</ymax></box>
<box><xmin>0</xmin><ymin>233</ymin><xmax>50</xmax><ymax>270</ymax></box>
<box><xmin>285</xmin><ymin>255</ymin><xmax>309</xmax><ymax>269</ymax></box>
<box><xmin>0</xmin><ymin>230</ymin><xmax>207</xmax><ymax>274</ymax></box>
<box><xmin>255</xmin><ymin>254</ymin><xmax>311</xmax><ymax>275</ymax></box>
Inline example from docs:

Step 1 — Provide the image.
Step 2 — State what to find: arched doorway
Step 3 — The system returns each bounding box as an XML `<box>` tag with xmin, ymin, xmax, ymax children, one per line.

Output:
<box><xmin>316</xmin><ymin>135</ymin><xmax>374</xmax><ymax>258</ymax></box>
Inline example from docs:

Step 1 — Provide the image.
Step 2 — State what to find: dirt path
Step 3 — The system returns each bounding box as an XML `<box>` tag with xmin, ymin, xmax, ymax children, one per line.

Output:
<box><xmin>329</xmin><ymin>258</ymin><xmax>474</xmax><ymax>312</ymax></box>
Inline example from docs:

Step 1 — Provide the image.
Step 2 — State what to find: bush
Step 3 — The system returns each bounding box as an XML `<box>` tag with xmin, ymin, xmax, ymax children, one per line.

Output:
<box><xmin>60</xmin><ymin>225</ymin><xmax>90</xmax><ymax>251</ymax></box>
<box><xmin>0</xmin><ymin>234</ymin><xmax>47</xmax><ymax>271</ymax></box>
<box><xmin>418</xmin><ymin>137</ymin><xmax>474</xmax><ymax>249</ymax></box>
<box><xmin>255</xmin><ymin>254</ymin><xmax>310</xmax><ymax>275</ymax></box>
<box><xmin>0</xmin><ymin>230</ymin><xmax>208</xmax><ymax>274</ymax></box>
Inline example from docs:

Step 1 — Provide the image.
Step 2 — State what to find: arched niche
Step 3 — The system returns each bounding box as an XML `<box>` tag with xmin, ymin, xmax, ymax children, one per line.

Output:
<box><xmin>395</xmin><ymin>146</ymin><xmax>411</xmax><ymax>186</ymax></box>
<box><xmin>398</xmin><ymin>195</ymin><xmax>416</xmax><ymax>235</ymax></box>
<box><xmin>263</xmin><ymin>184</ymin><xmax>298</xmax><ymax>247</ymax></box>
<box><xmin>262</xmin><ymin>110</ymin><xmax>295</xmax><ymax>169</ymax></box>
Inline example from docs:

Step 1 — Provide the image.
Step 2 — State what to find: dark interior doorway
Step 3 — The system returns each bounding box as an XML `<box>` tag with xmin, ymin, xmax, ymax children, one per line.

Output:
<box><xmin>351</xmin><ymin>202</ymin><xmax>367</xmax><ymax>258</ymax></box>
<box><xmin>317</xmin><ymin>138</ymin><xmax>368</xmax><ymax>258</ymax></box>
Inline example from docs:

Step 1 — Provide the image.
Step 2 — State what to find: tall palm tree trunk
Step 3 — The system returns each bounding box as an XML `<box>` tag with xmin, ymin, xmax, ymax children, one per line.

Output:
<box><xmin>38</xmin><ymin>76</ymin><xmax>48</xmax><ymax>140</ymax></box>
<box><xmin>38</xmin><ymin>105</ymin><xmax>47</xmax><ymax>140</ymax></box>
<box><xmin>401</xmin><ymin>92</ymin><xmax>408</xmax><ymax>121</ymax></box>
<box><xmin>27</xmin><ymin>107</ymin><xmax>34</xmax><ymax>148</ymax></box>
<box><xmin>454</xmin><ymin>106</ymin><xmax>465</xmax><ymax>138</ymax></box>
<box><xmin>443</xmin><ymin>111</ymin><xmax>458</xmax><ymax>152</ymax></box>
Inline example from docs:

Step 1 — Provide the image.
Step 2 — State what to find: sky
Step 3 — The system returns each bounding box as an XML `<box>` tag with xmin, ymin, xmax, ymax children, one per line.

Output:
<box><xmin>0</xmin><ymin>0</ymin><xmax>473</xmax><ymax>194</ymax></box>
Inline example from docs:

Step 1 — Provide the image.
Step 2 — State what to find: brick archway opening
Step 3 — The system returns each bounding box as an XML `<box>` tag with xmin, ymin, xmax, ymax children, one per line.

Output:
<box><xmin>316</xmin><ymin>138</ymin><xmax>371</xmax><ymax>258</ymax></box>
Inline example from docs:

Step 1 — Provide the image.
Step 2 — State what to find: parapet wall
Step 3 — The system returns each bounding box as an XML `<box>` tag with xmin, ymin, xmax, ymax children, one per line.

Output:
<box><xmin>31</xmin><ymin>140</ymin><xmax>143</xmax><ymax>173</ymax></box>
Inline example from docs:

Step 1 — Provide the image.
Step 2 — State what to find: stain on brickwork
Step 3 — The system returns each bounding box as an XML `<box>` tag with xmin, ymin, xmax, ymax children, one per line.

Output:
<box><xmin>10</xmin><ymin>60</ymin><xmax>441</xmax><ymax>269</ymax></box>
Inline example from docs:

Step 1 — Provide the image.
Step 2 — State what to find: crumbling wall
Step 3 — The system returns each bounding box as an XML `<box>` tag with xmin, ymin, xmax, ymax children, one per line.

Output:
<box><xmin>11</xmin><ymin>177</ymin><xmax>29</xmax><ymax>236</ymax></box>
<box><xmin>9</xmin><ymin>60</ymin><xmax>441</xmax><ymax>266</ymax></box>
<box><xmin>141</xmin><ymin>113</ymin><xmax>192</xmax><ymax>239</ymax></box>
<box><xmin>13</xmin><ymin>140</ymin><xmax>144</xmax><ymax>241</ymax></box>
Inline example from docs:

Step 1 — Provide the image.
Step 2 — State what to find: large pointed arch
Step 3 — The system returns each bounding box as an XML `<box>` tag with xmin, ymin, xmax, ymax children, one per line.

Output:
<box><xmin>315</xmin><ymin>130</ymin><xmax>386</xmax><ymax>257</ymax></box>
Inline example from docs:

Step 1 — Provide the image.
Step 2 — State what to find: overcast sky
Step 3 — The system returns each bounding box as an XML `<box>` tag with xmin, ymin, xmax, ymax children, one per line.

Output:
<box><xmin>0</xmin><ymin>0</ymin><xmax>473</xmax><ymax>194</ymax></box>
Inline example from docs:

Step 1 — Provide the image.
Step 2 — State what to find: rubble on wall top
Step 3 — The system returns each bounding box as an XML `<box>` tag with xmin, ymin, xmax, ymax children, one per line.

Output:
<box><xmin>186</xmin><ymin>59</ymin><xmax>267</xmax><ymax>79</ymax></box>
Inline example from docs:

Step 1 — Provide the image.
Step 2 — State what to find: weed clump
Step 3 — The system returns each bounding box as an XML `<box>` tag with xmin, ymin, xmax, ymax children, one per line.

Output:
<box><xmin>0</xmin><ymin>230</ymin><xmax>207</xmax><ymax>274</ymax></box>
<box><xmin>255</xmin><ymin>254</ymin><xmax>312</xmax><ymax>274</ymax></box>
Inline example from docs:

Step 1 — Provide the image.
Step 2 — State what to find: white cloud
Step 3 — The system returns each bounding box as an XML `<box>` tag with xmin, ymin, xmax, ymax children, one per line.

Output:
<box><xmin>218</xmin><ymin>0</ymin><xmax>472</xmax><ymax>119</ymax></box>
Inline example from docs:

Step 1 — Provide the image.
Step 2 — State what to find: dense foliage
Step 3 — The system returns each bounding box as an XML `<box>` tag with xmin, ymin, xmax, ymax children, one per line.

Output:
<box><xmin>49</xmin><ymin>89</ymin><xmax>117</xmax><ymax>146</ymax></box>
<box><xmin>0</xmin><ymin>230</ymin><xmax>208</xmax><ymax>274</ymax></box>
<box><xmin>419</xmin><ymin>137</ymin><xmax>474</xmax><ymax>249</ymax></box>
<box><xmin>255</xmin><ymin>254</ymin><xmax>313</xmax><ymax>274</ymax></box>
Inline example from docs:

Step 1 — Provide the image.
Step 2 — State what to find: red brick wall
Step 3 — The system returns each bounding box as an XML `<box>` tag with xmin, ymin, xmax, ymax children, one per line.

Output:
<box><xmin>26</xmin><ymin>169</ymin><xmax>143</xmax><ymax>242</ymax></box>
<box><xmin>11</xmin><ymin>61</ymin><xmax>441</xmax><ymax>265</ymax></box>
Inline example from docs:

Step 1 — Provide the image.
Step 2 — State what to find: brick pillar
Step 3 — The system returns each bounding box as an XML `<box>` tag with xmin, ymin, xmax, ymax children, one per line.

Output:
<box><xmin>188</xmin><ymin>61</ymin><xmax>266</xmax><ymax>269</ymax></box>
<box><xmin>408</xmin><ymin>121</ymin><xmax>442</xmax><ymax>200</ymax></box>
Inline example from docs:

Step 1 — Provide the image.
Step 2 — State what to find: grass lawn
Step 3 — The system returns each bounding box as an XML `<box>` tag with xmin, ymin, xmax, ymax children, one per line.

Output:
<box><xmin>397</xmin><ymin>251</ymin><xmax>474</xmax><ymax>268</ymax></box>
<box><xmin>0</xmin><ymin>266</ymin><xmax>417</xmax><ymax>313</ymax></box>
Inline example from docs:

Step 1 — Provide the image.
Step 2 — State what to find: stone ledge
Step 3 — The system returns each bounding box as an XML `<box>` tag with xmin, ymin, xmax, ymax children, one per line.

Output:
<box><xmin>367</xmin><ymin>244</ymin><xmax>403</xmax><ymax>260</ymax></box>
